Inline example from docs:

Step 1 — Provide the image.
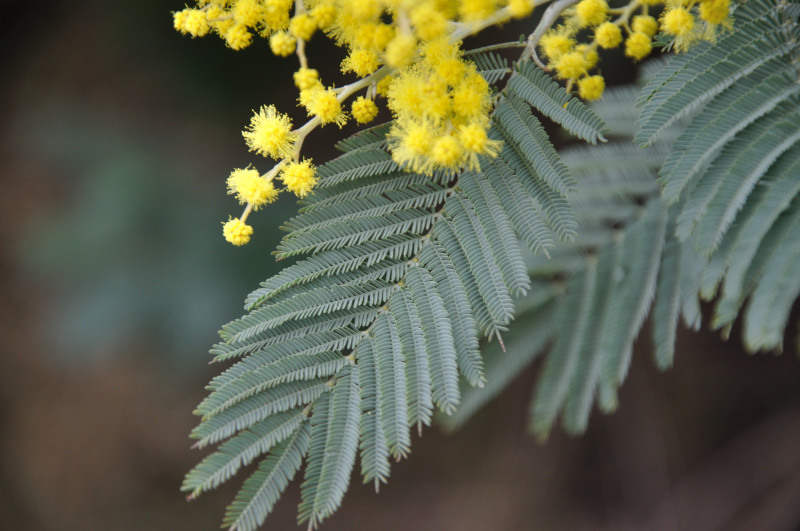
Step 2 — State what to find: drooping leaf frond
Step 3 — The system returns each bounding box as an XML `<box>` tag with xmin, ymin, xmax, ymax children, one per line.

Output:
<box><xmin>637</xmin><ymin>0</ymin><xmax>800</xmax><ymax>351</ymax></box>
<box><xmin>185</xmin><ymin>50</ymin><xmax>609</xmax><ymax>529</ymax></box>
<box><xmin>452</xmin><ymin>81</ymin><xmax>695</xmax><ymax>439</ymax></box>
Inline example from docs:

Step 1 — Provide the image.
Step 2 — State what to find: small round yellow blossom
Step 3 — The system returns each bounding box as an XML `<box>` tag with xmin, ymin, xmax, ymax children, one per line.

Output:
<box><xmin>388</xmin><ymin>120</ymin><xmax>435</xmax><ymax>171</ymax></box>
<box><xmin>351</xmin><ymin>97</ymin><xmax>379</xmax><ymax>124</ymax></box>
<box><xmin>372</xmin><ymin>24</ymin><xmax>395</xmax><ymax>51</ymax></box>
<box><xmin>242</xmin><ymin>105</ymin><xmax>297</xmax><ymax>159</ymax></box>
<box><xmin>400</xmin><ymin>122</ymin><xmax>434</xmax><ymax>157</ymax></box>
<box><xmin>420</xmin><ymin>78</ymin><xmax>452</xmax><ymax>120</ymax></box>
<box><xmin>458</xmin><ymin>123</ymin><xmax>489</xmax><ymax>152</ymax></box>
<box><xmin>173</xmin><ymin>9</ymin><xmax>188</xmax><ymax>31</ymax></box>
<box><xmin>578</xmin><ymin>75</ymin><xmax>605</xmax><ymax>100</ymax></box>
<box><xmin>385</xmin><ymin>34</ymin><xmax>418</xmax><ymax>69</ymax></box>
<box><xmin>459</xmin><ymin>0</ymin><xmax>497</xmax><ymax>23</ymax></box>
<box><xmin>625</xmin><ymin>32</ymin><xmax>652</xmax><ymax>61</ymax></box>
<box><xmin>207</xmin><ymin>6</ymin><xmax>234</xmax><ymax>34</ymax></box>
<box><xmin>509</xmin><ymin>0</ymin><xmax>534</xmax><ymax>19</ymax></box>
<box><xmin>227</xmin><ymin>168</ymin><xmax>278</xmax><ymax>208</ymax></box>
<box><xmin>436</xmin><ymin>58</ymin><xmax>467</xmax><ymax>86</ymax></box>
<box><xmin>576</xmin><ymin>44</ymin><xmax>599</xmax><ymax>69</ymax></box>
<box><xmin>699</xmin><ymin>0</ymin><xmax>730</xmax><ymax>25</ymax></box>
<box><xmin>540</xmin><ymin>29</ymin><xmax>575</xmax><ymax>61</ymax></box>
<box><xmin>631</xmin><ymin>15</ymin><xmax>658</xmax><ymax>38</ymax></box>
<box><xmin>342</xmin><ymin>49</ymin><xmax>379</xmax><ymax>77</ymax></box>
<box><xmin>270</xmin><ymin>31</ymin><xmax>296</xmax><ymax>56</ymax></box>
<box><xmin>451</xmin><ymin>74</ymin><xmax>491</xmax><ymax>119</ymax></box>
<box><xmin>223</xmin><ymin>218</ymin><xmax>254</xmax><ymax>246</ymax></box>
<box><xmin>281</xmin><ymin>160</ymin><xmax>317</xmax><ymax>198</ymax></box>
<box><xmin>554</xmin><ymin>50</ymin><xmax>589</xmax><ymax>80</ymax></box>
<box><xmin>293</xmin><ymin>67</ymin><xmax>319</xmax><ymax>90</ymax></box>
<box><xmin>387</xmin><ymin>74</ymin><xmax>426</xmax><ymax>117</ymax></box>
<box><xmin>662</xmin><ymin>8</ymin><xmax>695</xmax><ymax>36</ymax></box>
<box><xmin>411</xmin><ymin>4</ymin><xmax>449</xmax><ymax>41</ymax></box>
<box><xmin>263</xmin><ymin>0</ymin><xmax>292</xmax><ymax>30</ymax></box>
<box><xmin>346</xmin><ymin>0</ymin><xmax>382</xmax><ymax>20</ymax></box>
<box><xmin>174</xmin><ymin>9</ymin><xmax>210</xmax><ymax>37</ymax></box>
<box><xmin>595</xmin><ymin>22</ymin><xmax>622</xmax><ymax>49</ymax></box>
<box><xmin>430</xmin><ymin>135</ymin><xmax>463</xmax><ymax>168</ymax></box>
<box><xmin>232</xmin><ymin>0</ymin><xmax>263</xmax><ymax>27</ymax></box>
<box><xmin>574</xmin><ymin>0</ymin><xmax>608</xmax><ymax>28</ymax></box>
<box><xmin>376</xmin><ymin>76</ymin><xmax>393</xmax><ymax>97</ymax></box>
<box><xmin>290</xmin><ymin>13</ymin><xmax>317</xmax><ymax>41</ymax></box>
<box><xmin>304</xmin><ymin>87</ymin><xmax>347</xmax><ymax>126</ymax></box>
<box><xmin>311</xmin><ymin>3</ymin><xmax>337</xmax><ymax>29</ymax></box>
<box><xmin>459</xmin><ymin>122</ymin><xmax>501</xmax><ymax>169</ymax></box>
<box><xmin>224</xmin><ymin>24</ymin><xmax>253</xmax><ymax>50</ymax></box>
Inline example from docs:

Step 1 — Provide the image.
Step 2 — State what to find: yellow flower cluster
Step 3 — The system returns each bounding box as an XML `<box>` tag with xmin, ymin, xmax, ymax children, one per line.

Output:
<box><xmin>538</xmin><ymin>0</ymin><xmax>732</xmax><ymax>100</ymax></box>
<box><xmin>175</xmin><ymin>0</ymin><xmax>541</xmax><ymax>244</ymax></box>
<box><xmin>386</xmin><ymin>39</ymin><xmax>501</xmax><ymax>173</ymax></box>
<box><xmin>176</xmin><ymin>0</ymin><xmax>732</xmax><ymax>244</ymax></box>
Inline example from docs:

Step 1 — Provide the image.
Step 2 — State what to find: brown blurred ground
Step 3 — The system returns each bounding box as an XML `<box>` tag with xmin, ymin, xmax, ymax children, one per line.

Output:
<box><xmin>1</xmin><ymin>2</ymin><xmax>800</xmax><ymax>530</ymax></box>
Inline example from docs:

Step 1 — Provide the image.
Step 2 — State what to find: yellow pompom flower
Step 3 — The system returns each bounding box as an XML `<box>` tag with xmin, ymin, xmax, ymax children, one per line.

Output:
<box><xmin>280</xmin><ymin>160</ymin><xmax>317</xmax><ymax>198</ymax></box>
<box><xmin>385</xmin><ymin>34</ymin><xmax>418</xmax><ymax>69</ymax></box>
<box><xmin>342</xmin><ymin>49</ymin><xmax>379</xmax><ymax>77</ymax></box>
<box><xmin>451</xmin><ymin>73</ymin><xmax>491</xmax><ymax>119</ymax></box>
<box><xmin>419</xmin><ymin>76</ymin><xmax>452</xmax><ymax>120</ymax></box>
<box><xmin>227</xmin><ymin>168</ymin><xmax>278</xmax><ymax>208</ymax></box>
<box><xmin>387</xmin><ymin>119</ymin><xmax>435</xmax><ymax>172</ymax></box>
<box><xmin>576</xmin><ymin>44</ymin><xmax>599</xmax><ymax>69</ymax></box>
<box><xmin>662</xmin><ymin>8</ymin><xmax>695</xmax><ymax>36</ymax></box>
<box><xmin>224</xmin><ymin>24</ymin><xmax>253</xmax><ymax>50</ymax></box>
<box><xmin>387</xmin><ymin>73</ymin><xmax>426</xmax><ymax>117</ymax></box>
<box><xmin>351</xmin><ymin>97</ymin><xmax>379</xmax><ymax>124</ymax></box>
<box><xmin>625</xmin><ymin>32</ymin><xmax>652</xmax><ymax>61</ymax></box>
<box><xmin>430</xmin><ymin>134</ymin><xmax>463</xmax><ymax>168</ymax></box>
<box><xmin>242</xmin><ymin>105</ymin><xmax>297</xmax><ymax>159</ymax></box>
<box><xmin>410</xmin><ymin>4</ymin><xmax>448</xmax><ymax>41</ymax></box>
<box><xmin>554</xmin><ymin>50</ymin><xmax>589</xmax><ymax>80</ymax></box>
<box><xmin>376</xmin><ymin>75</ymin><xmax>393</xmax><ymax>97</ymax></box>
<box><xmin>206</xmin><ymin>5</ymin><xmax>234</xmax><ymax>34</ymax></box>
<box><xmin>223</xmin><ymin>218</ymin><xmax>254</xmax><ymax>246</ymax></box>
<box><xmin>459</xmin><ymin>122</ymin><xmax>501</xmax><ymax>169</ymax></box>
<box><xmin>631</xmin><ymin>15</ymin><xmax>658</xmax><ymax>38</ymax></box>
<box><xmin>372</xmin><ymin>24</ymin><xmax>395</xmax><ymax>51</ymax></box>
<box><xmin>699</xmin><ymin>0</ymin><xmax>730</xmax><ymax>25</ymax></box>
<box><xmin>459</xmin><ymin>0</ymin><xmax>497</xmax><ymax>23</ymax></box>
<box><xmin>304</xmin><ymin>87</ymin><xmax>347</xmax><ymax>126</ymax></box>
<box><xmin>293</xmin><ymin>67</ymin><xmax>319</xmax><ymax>90</ymax></box>
<box><xmin>270</xmin><ymin>31</ymin><xmax>296</xmax><ymax>56</ymax></box>
<box><xmin>174</xmin><ymin>9</ymin><xmax>210</xmax><ymax>37</ymax></box>
<box><xmin>290</xmin><ymin>13</ymin><xmax>317</xmax><ymax>41</ymax></box>
<box><xmin>508</xmin><ymin>0</ymin><xmax>534</xmax><ymax>19</ymax></box>
<box><xmin>436</xmin><ymin>58</ymin><xmax>467</xmax><ymax>86</ymax></box>
<box><xmin>311</xmin><ymin>3</ymin><xmax>337</xmax><ymax>29</ymax></box>
<box><xmin>595</xmin><ymin>22</ymin><xmax>621</xmax><ymax>49</ymax></box>
<box><xmin>344</xmin><ymin>0</ymin><xmax>382</xmax><ymax>21</ymax></box>
<box><xmin>232</xmin><ymin>0</ymin><xmax>263</xmax><ymax>27</ymax></box>
<box><xmin>578</xmin><ymin>75</ymin><xmax>605</xmax><ymax>100</ymax></box>
<box><xmin>575</xmin><ymin>0</ymin><xmax>608</xmax><ymax>28</ymax></box>
<box><xmin>263</xmin><ymin>0</ymin><xmax>292</xmax><ymax>29</ymax></box>
<box><xmin>540</xmin><ymin>29</ymin><xmax>575</xmax><ymax>61</ymax></box>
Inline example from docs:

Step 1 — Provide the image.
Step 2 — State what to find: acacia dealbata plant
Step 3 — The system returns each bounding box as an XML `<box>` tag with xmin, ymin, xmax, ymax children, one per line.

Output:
<box><xmin>173</xmin><ymin>0</ymin><xmax>800</xmax><ymax>528</ymax></box>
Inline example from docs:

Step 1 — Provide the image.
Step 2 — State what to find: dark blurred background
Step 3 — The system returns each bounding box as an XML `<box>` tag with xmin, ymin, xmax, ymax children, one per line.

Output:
<box><xmin>1</xmin><ymin>2</ymin><xmax>799</xmax><ymax>530</ymax></box>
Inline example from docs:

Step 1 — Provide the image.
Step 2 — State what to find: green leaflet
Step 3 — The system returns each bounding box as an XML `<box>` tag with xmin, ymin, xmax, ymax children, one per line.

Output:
<box><xmin>298</xmin><ymin>365</ymin><xmax>361</xmax><ymax>528</ymax></box>
<box><xmin>506</xmin><ymin>60</ymin><xmax>607</xmax><ymax>144</ymax></box>
<box><xmin>223</xmin><ymin>423</ymin><xmax>311</xmax><ymax>531</ymax></box>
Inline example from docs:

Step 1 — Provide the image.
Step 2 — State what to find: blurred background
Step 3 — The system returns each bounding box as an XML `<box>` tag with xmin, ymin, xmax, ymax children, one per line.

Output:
<box><xmin>1</xmin><ymin>1</ymin><xmax>799</xmax><ymax>530</ymax></box>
